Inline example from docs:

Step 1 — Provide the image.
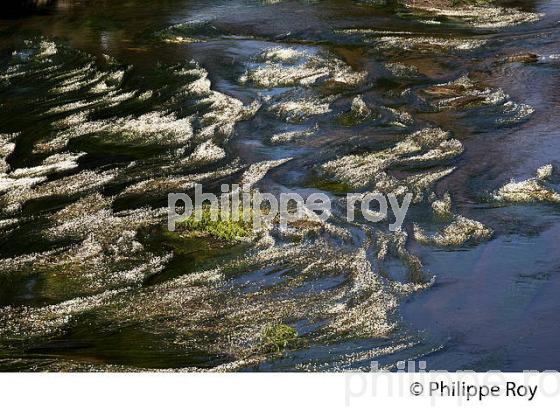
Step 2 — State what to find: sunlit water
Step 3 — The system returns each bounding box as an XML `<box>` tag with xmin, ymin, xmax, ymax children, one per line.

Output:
<box><xmin>0</xmin><ymin>0</ymin><xmax>559</xmax><ymax>371</ymax></box>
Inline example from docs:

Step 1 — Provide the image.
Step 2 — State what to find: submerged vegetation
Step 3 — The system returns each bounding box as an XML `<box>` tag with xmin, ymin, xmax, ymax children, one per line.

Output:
<box><xmin>261</xmin><ymin>324</ymin><xmax>298</xmax><ymax>352</ymax></box>
<box><xmin>174</xmin><ymin>207</ymin><xmax>253</xmax><ymax>242</ymax></box>
<box><xmin>0</xmin><ymin>0</ymin><xmax>557</xmax><ymax>372</ymax></box>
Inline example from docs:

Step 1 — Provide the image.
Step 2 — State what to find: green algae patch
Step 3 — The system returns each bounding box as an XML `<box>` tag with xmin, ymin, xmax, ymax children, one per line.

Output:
<box><xmin>143</xmin><ymin>206</ymin><xmax>255</xmax><ymax>285</ymax></box>
<box><xmin>146</xmin><ymin>229</ymin><xmax>250</xmax><ymax>286</ymax></box>
<box><xmin>175</xmin><ymin>207</ymin><xmax>252</xmax><ymax>242</ymax></box>
<box><xmin>261</xmin><ymin>323</ymin><xmax>298</xmax><ymax>352</ymax></box>
<box><xmin>313</xmin><ymin>180</ymin><xmax>352</xmax><ymax>194</ymax></box>
<box><xmin>307</xmin><ymin>173</ymin><xmax>353</xmax><ymax>195</ymax></box>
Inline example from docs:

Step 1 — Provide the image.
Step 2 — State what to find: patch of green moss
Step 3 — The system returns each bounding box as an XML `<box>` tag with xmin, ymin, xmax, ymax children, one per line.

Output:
<box><xmin>309</xmin><ymin>178</ymin><xmax>352</xmax><ymax>195</ymax></box>
<box><xmin>176</xmin><ymin>207</ymin><xmax>252</xmax><ymax>241</ymax></box>
<box><xmin>261</xmin><ymin>323</ymin><xmax>298</xmax><ymax>352</ymax></box>
<box><xmin>149</xmin><ymin>231</ymin><xmax>249</xmax><ymax>285</ymax></box>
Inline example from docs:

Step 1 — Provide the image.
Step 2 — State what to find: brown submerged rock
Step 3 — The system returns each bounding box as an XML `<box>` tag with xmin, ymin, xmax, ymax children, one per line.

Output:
<box><xmin>505</xmin><ymin>53</ymin><xmax>540</xmax><ymax>64</ymax></box>
<box><xmin>442</xmin><ymin>95</ymin><xmax>487</xmax><ymax>109</ymax></box>
<box><xmin>422</xmin><ymin>84</ymin><xmax>469</xmax><ymax>98</ymax></box>
<box><xmin>421</xmin><ymin>86</ymin><xmax>489</xmax><ymax>108</ymax></box>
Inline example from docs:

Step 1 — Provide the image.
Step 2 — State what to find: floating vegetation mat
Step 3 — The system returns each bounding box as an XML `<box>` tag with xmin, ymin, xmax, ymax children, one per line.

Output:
<box><xmin>0</xmin><ymin>38</ymin><xmax>436</xmax><ymax>371</ymax></box>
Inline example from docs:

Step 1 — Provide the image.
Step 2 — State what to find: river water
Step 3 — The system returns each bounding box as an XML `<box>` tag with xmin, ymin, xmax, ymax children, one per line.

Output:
<box><xmin>0</xmin><ymin>0</ymin><xmax>559</xmax><ymax>371</ymax></box>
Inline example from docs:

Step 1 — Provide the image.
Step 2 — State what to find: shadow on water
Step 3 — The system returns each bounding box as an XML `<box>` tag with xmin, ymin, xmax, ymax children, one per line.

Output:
<box><xmin>22</xmin><ymin>314</ymin><xmax>234</xmax><ymax>370</ymax></box>
<box><xmin>1</xmin><ymin>1</ymin><xmax>57</xmax><ymax>19</ymax></box>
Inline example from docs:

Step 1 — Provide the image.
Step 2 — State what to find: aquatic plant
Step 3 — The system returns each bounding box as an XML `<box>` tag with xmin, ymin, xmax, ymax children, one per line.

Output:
<box><xmin>404</xmin><ymin>0</ymin><xmax>542</xmax><ymax>29</ymax></box>
<box><xmin>175</xmin><ymin>207</ymin><xmax>252</xmax><ymax>241</ymax></box>
<box><xmin>493</xmin><ymin>165</ymin><xmax>560</xmax><ymax>204</ymax></box>
<box><xmin>431</xmin><ymin>192</ymin><xmax>452</xmax><ymax>218</ymax></box>
<box><xmin>414</xmin><ymin>216</ymin><xmax>493</xmax><ymax>247</ymax></box>
<box><xmin>261</xmin><ymin>323</ymin><xmax>298</xmax><ymax>352</ymax></box>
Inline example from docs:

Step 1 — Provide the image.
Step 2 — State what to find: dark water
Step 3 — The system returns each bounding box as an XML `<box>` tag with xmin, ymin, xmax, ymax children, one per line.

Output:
<box><xmin>0</xmin><ymin>0</ymin><xmax>559</xmax><ymax>371</ymax></box>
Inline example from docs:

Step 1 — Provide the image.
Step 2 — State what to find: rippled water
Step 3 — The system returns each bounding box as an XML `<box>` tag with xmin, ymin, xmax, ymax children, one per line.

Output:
<box><xmin>1</xmin><ymin>0</ymin><xmax>560</xmax><ymax>371</ymax></box>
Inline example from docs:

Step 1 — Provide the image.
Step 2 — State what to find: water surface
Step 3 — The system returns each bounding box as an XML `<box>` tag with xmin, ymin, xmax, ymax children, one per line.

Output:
<box><xmin>1</xmin><ymin>0</ymin><xmax>560</xmax><ymax>371</ymax></box>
